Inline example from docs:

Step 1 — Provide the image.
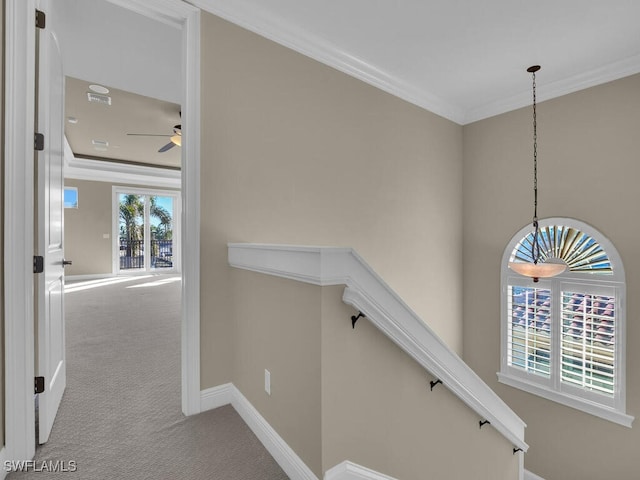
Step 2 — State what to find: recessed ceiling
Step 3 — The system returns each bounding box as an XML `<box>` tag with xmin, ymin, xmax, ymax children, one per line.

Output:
<box><xmin>65</xmin><ymin>77</ymin><xmax>181</xmax><ymax>169</ymax></box>
<box><xmin>196</xmin><ymin>0</ymin><xmax>640</xmax><ymax>124</ymax></box>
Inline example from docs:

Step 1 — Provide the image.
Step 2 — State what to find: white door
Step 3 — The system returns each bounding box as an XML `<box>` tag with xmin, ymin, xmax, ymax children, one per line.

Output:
<box><xmin>35</xmin><ymin>2</ymin><xmax>67</xmax><ymax>444</ymax></box>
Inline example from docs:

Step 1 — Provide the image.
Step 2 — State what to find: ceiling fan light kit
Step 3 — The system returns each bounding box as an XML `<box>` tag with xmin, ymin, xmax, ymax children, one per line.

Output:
<box><xmin>508</xmin><ymin>65</ymin><xmax>567</xmax><ymax>282</ymax></box>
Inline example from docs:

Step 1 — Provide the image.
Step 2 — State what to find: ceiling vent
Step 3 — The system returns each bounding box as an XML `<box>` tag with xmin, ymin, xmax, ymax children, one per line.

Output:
<box><xmin>87</xmin><ymin>92</ymin><xmax>112</xmax><ymax>105</ymax></box>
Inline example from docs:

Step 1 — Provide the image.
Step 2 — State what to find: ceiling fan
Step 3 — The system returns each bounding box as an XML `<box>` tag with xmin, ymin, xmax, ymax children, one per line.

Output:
<box><xmin>127</xmin><ymin>124</ymin><xmax>182</xmax><ymax>153</ymax></box>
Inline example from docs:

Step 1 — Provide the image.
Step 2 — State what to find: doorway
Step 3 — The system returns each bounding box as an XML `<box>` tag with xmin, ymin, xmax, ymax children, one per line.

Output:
<box><xmin>3</xmin><ymin>0</ymin><xmax>202</xmax><ymax>463</ymax></box>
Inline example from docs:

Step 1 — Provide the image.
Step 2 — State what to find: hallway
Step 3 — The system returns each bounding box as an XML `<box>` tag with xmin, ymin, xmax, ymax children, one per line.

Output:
<box><xmin>7</xmin><ymin>275</ymin><xmax>288</xmax><ymax>479</ymax></box>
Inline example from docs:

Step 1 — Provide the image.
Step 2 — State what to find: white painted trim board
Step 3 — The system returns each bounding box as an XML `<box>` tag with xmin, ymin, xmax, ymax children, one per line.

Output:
<box><xmin>4</xmin><ymin>0</ymin><xmax>38</xmax><ymax>463</ymax></box>
<box><xmin>524</xmin><ymin>470</ymin><xmax>546</xmax><ymax>480</ymax></box>
<box><xmin>324</xmin><ymin>461</ymin><xmax>398</xmax><ymax>480</ymax></box>
<box><xmin>200</xmin><ymin>385</ymin><xmax>319</xmax><ymax>480</ymax></box>
<box><xmin>227</xmin><ymin>243</ymin><xmax>528</xmax><ymax>452</ymax></box>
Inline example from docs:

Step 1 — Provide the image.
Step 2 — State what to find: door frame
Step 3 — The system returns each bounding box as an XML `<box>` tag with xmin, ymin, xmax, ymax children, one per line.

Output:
<box><xmin>3</xmin><ymin>0</ymin><xmax>202</xmax><ymax>464</ymax></box>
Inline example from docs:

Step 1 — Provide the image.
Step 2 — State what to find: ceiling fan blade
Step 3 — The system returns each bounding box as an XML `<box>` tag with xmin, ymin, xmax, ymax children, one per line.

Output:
<box><xmin>158</xmin><ymin>141</ymin><xmax>176</xmax><ymax>153</ymax></box>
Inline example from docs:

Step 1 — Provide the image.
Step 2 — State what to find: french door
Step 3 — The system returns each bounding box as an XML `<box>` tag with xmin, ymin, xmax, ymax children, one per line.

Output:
<box><xmin>113</xmin><ymin>186</ymin><xmax>181</xmax><ymax>274</ymax></box>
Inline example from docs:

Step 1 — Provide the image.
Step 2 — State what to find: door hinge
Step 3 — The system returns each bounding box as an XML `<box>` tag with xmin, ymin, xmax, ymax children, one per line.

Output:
<box><xmin>36</xmin><ymin>9</ymin><xmax>46</xmax><ymax>29</ymax></box>
<box><xmin>35</xmin><ymin>376</ymin><xmax>45</xmax><ymax>394</ymax></box>
<box><xmin>33</xmin><ymin>255</ymin><xmax>44</xmax><ymax>274</ymax></box>
<box><xmin>34</xmin><ymin>132</ymin><xmax>45</xmax><ymax>151</ymax></box>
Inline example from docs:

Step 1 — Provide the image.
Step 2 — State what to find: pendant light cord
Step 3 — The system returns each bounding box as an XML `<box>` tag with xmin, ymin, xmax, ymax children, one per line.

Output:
<box><xmin>531</xmin><ymin>68</ymin><xmax>540</xmax><ymax>265</ymax></box>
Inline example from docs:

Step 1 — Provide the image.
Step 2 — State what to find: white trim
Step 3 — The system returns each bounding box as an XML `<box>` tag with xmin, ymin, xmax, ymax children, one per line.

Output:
<box><xmin>4</xmin><ymin>0</ymin><xmax>37</xmax><ymax>463</ymax></box>
<box><xmin>64</xmin><ymin>138</ymin><xmax>181</xmax><ymax>189</ymax></box>
<box><xmin>200</xmin><ymin>385</ymin><xmax>319</xmax><ymax>480</ymax></box>
<box><xmin>499</xmin><ymin>217</ymin><xmax>633</xmax><ymax>427</ymax></box>
<box><xmin>112</xmin><ymin>185</ymin><xmax>182</xmax><ymax>275</ymax></box>
<box><xmin>464</xmin><ymin>53</ymin><xmax>640</xmax><ymax>124</ymax></box>
<box><xmin>524</xmin><ymin>469</ymin><xmax>546</xmax><ymax>480</ymax></box>
<box><xmin>232</xmin><ymin>387</ymin><xmax>319</xmax><ymax>480</ymax></box>
<box><xmin>180</xmin><ymin>2</ymin><xmax>202</xmax><ymax>417</ymax></box>
<box><xmin>227</xmin><ymin>244</ymin><xmax>528</xmax><ymax>452</ymax></box>
<box><xmin>324</xmin><ymin>461</ymin><xmax>397</xmax><ymax>480</ymax></box>
<box><xmin>104</xmin><ymin>0</ymin><xmax>202</xmax><ymax>417</ymax></box>
<box><xmin>188</xmin><ymin>0</ymin><xmax>466</xmax><ymax>125</ymax></box>
<box><xmin>497</xmin><ymin>373</ymin><xmax>633</xmax><ymax>428</ymax></box>
<box><xmin>200</xmin><ymin>383</ymin><xmax>234</xmax><ymax>411</ymax></box>
<box><xmin>103</xmin><ymin>0</ymin><xmax>191</xmax><ymax>29</ymax></box>
<box><xmin>181</xmin><ymin>1</ymin><xmax>640</xmax><ymax>126</ymax></box>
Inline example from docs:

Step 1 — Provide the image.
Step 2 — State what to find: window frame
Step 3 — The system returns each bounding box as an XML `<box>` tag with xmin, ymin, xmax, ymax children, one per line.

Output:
<box><xmin>498</xmin><ymin>217</ymin><xmax>633</xmax><ymax>427</ymax></box>
<box><xmin>112</xmin><ymin>186</ymin><xmax>181</xmax><ymax>275</ymax></box>
<box><xmin>64</xmin><ymin>186</ymin><xmax>79</xmax><ymax>209</ymax></box>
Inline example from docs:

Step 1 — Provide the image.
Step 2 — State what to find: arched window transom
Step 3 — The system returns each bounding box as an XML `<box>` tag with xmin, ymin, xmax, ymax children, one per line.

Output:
<box><xmin>499</xmin><ymin>218</ymin><xmax>633</xmax><ymax>427</ymax></box>
<box><xmin>510</xmin><ymin>225</ymin><xmax>613</xmax><ymax>274</ymax></box>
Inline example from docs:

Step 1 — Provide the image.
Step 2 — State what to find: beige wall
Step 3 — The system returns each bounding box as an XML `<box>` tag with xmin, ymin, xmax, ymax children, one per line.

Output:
<box><xmin>463</xmin><ymin>74</ymin><xmax>640</xmax><ymax>479</ymax></box>
<box><xmin>64</xmin><ymin>179</ymin><xmax>113</xmax><ymax>276</ymax></box>
<box><xmin>231</xmin><ymin>268</ymin><xmax>518</xmax><ymax>479</ymax></box>
<box><xmin>200</xmin><ymin>13</ymin><xmax>464</xmax><ymax>390</ymax></box>
<box><xmin>63</xmin><ymin>179</ymin><xmax>179</xmax><ymax>276</ymax></box>
<box><xmin>232</xmin><ymin>270</ymin><xmax>322</xmax><ymax>475</ymax></box>
<box><xmin>321</xmin><ymin>284</ymin><xmax>518</xmax><ymax>479</ymax></box>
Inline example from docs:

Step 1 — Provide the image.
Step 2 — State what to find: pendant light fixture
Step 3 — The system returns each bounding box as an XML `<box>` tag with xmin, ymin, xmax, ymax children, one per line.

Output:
<box><xmin>508</xmin><ymin>65</ymin><xmax>567</xmax><ymax>282</ymax></box>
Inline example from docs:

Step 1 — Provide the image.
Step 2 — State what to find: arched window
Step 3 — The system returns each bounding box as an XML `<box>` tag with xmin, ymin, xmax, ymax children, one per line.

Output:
<box><xmin>498</xmin><ymin>218</ymin><xmax>633</xmax><ymax>427</ymax></box>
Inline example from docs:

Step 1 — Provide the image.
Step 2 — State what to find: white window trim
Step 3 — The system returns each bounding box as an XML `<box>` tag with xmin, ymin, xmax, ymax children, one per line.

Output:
<box><xmin>499</xmin><ymin>217</ymin><xmax>634</xmax><ymax>428</ymax></box>
<box><xmin>64</xmin><ymin>186</ymin><xmax>79</xmax><ymax>208</ymax></box>
<box><xmin>112</xmin><ymin>186</ymin><xmax>182</xmax><ymax>275</ymax></box>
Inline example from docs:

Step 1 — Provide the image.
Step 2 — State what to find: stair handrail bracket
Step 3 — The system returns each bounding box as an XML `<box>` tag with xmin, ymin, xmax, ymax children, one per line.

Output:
<box><xmin>227</xmin><ymin>243</ymin><xmax>528</xmax><ymax>452</ymax></box>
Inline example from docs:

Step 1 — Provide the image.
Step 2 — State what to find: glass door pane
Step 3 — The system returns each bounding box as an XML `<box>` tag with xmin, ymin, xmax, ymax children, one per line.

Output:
<box><xmin>149</xmin><ymin>195</ymin><xmax>173</xmax><ymax>270</ymax></box>
<box><xmin>118</xmin><ymin>193</ymin><xmax>145</xmax><ymax>270</ymax></box>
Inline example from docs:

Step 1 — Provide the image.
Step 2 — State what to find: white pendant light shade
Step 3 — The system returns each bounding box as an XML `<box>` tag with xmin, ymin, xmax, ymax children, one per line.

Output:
<box><xmin>508</xmin><ymin>261</ymin><xmax>566</xmax><ymax>281</ymax></box>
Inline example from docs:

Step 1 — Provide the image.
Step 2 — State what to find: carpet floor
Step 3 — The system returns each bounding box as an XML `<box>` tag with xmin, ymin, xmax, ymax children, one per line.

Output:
<box><xmin>8</xmin><ymin>274</ymin><xmax>289</xmax><ymax>480</ymax></box>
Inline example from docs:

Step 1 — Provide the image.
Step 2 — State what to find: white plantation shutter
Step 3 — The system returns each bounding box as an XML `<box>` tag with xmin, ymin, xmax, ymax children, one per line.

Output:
<box><xmin>500</xmin><ymin>218</ymin><xmax>629</xmax><ymax>425</ymax></box>
<box><xmin>561</xmin><ymin>289</ymin><xmax>616</xmax><ymax>396</ymax></box>
<box><xmin>507</xmin><ymin>285</ymin><xmax>551</xmax><ymax>377</ymax></box>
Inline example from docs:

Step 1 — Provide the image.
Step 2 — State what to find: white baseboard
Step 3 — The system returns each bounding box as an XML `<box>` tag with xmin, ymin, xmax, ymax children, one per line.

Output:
<box><xmin>201</xmin><ymin>384</ymin><xmax>318</xmax><ymax>480</ymax></box>
<box><xmin>324</xmin><ymin>461</ymin><xmax>397</xmax><ymax>480</ymax></box>
<box><xmin>524</xmin><ymin>470</ymin><xmax>546</xmax><ymax>480</ymax></box>
<box><xmin>200</xmin><ymin>385</ymin><xmax>525</xmax><ymax>480</ymax></box>
<box><xmin>200</xmin><ymin>383</ymin><xmax>234</xmax><ymax>411</ymax></box>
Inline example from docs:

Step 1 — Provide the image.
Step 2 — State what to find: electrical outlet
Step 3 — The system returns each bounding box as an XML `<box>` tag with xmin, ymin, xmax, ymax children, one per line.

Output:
<box><xmin>264</xmin><ymin>369</ymin><xmax>271</xmax><ymax>396</ymax></box>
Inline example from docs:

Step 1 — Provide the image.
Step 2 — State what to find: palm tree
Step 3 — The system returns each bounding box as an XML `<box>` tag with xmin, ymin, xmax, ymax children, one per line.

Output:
<box><xmin>119</xmin><ymin>194</ymin><xmax>174</xmax><ymax>268</ymax></box>
<box><xmin>149</xmin><ymin>196</ymin><xmax>172</xmax><ymax>240</ymax></box>
<box><xmin>119</xmin><ymin>194</ymin><xmax>144</xmax><ymax>260</ymax></box>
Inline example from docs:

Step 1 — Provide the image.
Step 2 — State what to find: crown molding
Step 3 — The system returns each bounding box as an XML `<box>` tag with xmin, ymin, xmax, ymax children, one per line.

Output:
<box><xmin>187</xmin><ymin>1</ymin><xmax>640</xmax><ymax>126</ymax></box>
<box><xmin>187</xmin><ymin>0</ymin><xmax>466</xmax><ymax>124</ymax></box>
<box><xmin>104</xmin><ymin>0</ymin><xmax>198</xmax><ymax>29</ymax></box>
<box><xmin>464</xmin><ymin>54</ymin><xmax>640</xmax><ymax>124</ymax></box>
<box><xmin>64</xmin><ymin>137</ymin><xmax>181</xmax><ymax>188</ymax></box>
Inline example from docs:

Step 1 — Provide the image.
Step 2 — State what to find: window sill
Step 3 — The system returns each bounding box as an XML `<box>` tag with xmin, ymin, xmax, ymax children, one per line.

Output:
<box><xmin>497</xmin><ymin>371</ymin><xmax>634</xmax><ymax>428</ymax></box>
